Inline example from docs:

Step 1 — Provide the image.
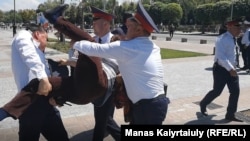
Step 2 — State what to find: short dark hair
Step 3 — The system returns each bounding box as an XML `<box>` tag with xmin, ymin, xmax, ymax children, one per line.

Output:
<box><xmin>26</xmin><ymin>23</ymin><xmax>46</xmax><ymax>32</ymax></box>
<box><xmin>123</xmin><ymin>12</ymin><xmax>133</xmax><ymax>23</ymax></box>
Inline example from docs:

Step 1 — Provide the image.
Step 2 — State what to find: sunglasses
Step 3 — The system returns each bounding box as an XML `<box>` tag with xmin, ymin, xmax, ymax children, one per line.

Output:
<box><xmin>128</xmin><ymin>17</ymin><xmax>141</xmax><ymax>24</ymax></box>
<box><xmin>93</xmin><ymin>17</ymin><xmax>101</xmax><ymax>21</ymax></box>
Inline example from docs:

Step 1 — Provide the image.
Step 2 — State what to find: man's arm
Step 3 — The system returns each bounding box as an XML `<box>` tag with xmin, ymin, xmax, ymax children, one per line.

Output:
<box><xmin>16</xmin><ymin>35</ymin><xmax>51</xmax><ymax>95</ymax></box>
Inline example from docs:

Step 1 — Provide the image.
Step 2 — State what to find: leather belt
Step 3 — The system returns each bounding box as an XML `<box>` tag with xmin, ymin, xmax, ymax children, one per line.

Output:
<box><xmin>134</xmin><ymin>94</ymin><xmax>166</xmax><ymax>106</ymax></box>
<box><xmin>214</xmin><ymin>62</ymin><xmax>224</xmax><ymax>68</ymax></box>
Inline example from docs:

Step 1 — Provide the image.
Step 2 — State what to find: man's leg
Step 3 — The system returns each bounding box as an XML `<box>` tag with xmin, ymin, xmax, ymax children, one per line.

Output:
<box><xmin>18</xmin><ymin>96</ymin><xmax>69</xmax><ymax>141</ymax></box>
<box><xmin>2</xmin><ymin>79</ymin><xmax>40</xmax><ymax>119</ymax></box>
<box><xmin>1</xmin><ymin>77</ymin><xmax>66</xmax><ymax>120</ymax></box>
<box><xmin>41</xmin><ymin>107</ymin><xmax>69</xmax><ymax>141</ymax></box>
<box><xmin>92</xmin><ymin>95</ymin><xmax>120</xmax><ymax>141</ymax></box>
<box><xmin>54</xmin><ymin>17</ymin><xmax>95</xmax><ymax>42</ymax></box>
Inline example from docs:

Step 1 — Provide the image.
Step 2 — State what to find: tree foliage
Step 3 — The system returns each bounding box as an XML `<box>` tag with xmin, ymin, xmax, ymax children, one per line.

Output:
<box><xmin>1</xmin><ymin>0</ymin><xmax>250</xmax><ymax>29</ymax></box>
<box><xmin>162</xmin><ymin>3</ymin><xmax>183</xmax><ymax>25</ymax></box>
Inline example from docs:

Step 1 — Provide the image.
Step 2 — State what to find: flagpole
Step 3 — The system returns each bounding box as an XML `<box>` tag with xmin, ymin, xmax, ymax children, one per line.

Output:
<box><xmin>13</xmin><ymin>0</ymin><xmax>17</xmax><ymax>36</ymax></box>
<box><xmin>230</xmin><ymin>0</ymin><xmax>234</xmax><ymax>20</ymax></box>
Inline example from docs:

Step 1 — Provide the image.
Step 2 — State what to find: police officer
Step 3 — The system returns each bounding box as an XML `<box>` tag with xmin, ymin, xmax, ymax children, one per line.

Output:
<box><xmin>200</xmin><ymin>18</ymin><xmax>244</xmax><ymax>122</ymax></box>
<box><xmin>73</xmin><ymin>2</ymin><xmax>170</xmax><ymax>125</ymax></box>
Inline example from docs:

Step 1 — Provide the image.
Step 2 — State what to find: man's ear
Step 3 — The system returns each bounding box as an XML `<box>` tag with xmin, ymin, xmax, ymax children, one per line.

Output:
<box><xmin>33</xmin><ymin>31</ymin><xmax>40</xmax><ymax>40</ymax></box>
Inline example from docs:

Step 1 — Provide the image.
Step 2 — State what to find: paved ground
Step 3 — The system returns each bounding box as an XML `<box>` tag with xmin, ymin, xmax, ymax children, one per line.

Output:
<box><xmin>0</xmin><ymin>29</ymin><xmax>249</xmax><ymax>141</ymax></box>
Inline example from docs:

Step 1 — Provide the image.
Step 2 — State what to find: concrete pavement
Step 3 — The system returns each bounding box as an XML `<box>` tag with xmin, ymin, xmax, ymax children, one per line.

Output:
<box><xmin>0</xmin><ymin>29</ymin><xmax>249</xmax><ymax>141</ymax></box>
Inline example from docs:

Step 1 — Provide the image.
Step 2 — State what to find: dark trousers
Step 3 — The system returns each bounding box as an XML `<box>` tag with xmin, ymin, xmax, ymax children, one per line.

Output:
<box><xmin>93</xmin><ymin>95</ymin><xmax>120</xmax><ymax>141</ymax></box>
<box><xmin>241</xmin><ymin>47</ymin><xmax>248</xmax><ymax>68</ymax></box>
<box><xmin>169</xmin><ymin>31</ymin><xmax>174</xmax><ymax>38</ymax></box>
<box><xmin>200</xmin><ymin>63</ymin><xmax>240</xmax><ymax>118</ymax></box>
<box><xmin>18</xmin><ymin>96</ymin><xmax>69</xmax><ymax>141</ymax></box>
<box><xmin>246</xmin><ymin>47</ymin><xmax>250</xmax><ymax>69</ymax></box>
<box><xmin>130</xmin><ymin>95</ymin><xmax>169</xmax><ymax>125</ymax></box>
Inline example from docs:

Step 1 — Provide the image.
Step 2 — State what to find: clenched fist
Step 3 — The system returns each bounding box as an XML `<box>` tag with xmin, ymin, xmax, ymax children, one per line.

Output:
<box><xmin>37</xmin><ymin>77</ymin><xmax>52</xmax><ymax>96</ymax></box>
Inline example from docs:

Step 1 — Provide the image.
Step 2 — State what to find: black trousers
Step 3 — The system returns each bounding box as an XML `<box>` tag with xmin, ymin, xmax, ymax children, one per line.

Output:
<box><xmin>130</xmin><ymin>94</ymin><xmax>169</xmax><ymax>125</ymax></box>
<box><xmin>93</xmin><ymin>95</ymin><xmax>120</xmax><ymax>141</ymax></box>
<box><xmin>241</xmin><ymin>47</ymin><xmax>248</xmax><ymax>68</ymax></box>
<box><xmin>246</xmin><ymin>47</ymin><xmax>250</xmax><ymax>69</ymax></box>
<box><xmin>18</xmin><ymin>96</ymin><xmax>69</xmax><ymax>141</ymax></box>
<box><xmin>200</xmin><ymin>63</ymin><xmax>240</xmax><ymax>118</ymax></box>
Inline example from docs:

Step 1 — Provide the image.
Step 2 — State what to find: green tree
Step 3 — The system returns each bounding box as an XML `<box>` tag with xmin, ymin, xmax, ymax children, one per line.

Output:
<box><xmin>4</xmin><ymin>10</ymin><xmax>22</xmax><ymax>24</ymax></box>
<box><xmin>195</xmin><ymin>3</ymin><xmax>214</xmax><ymax>33</ymax></box>
<box><xmin>66</xmin><ymin>4</ymin><xmax>77</xmax><ymax>24</ymax></box>
<box><xmin>149</xmin><ymin>2</ymin><xmax>164</xmax><ymax>25</ymax></box>
<box><xmin>211</xmin><ymin>1</ymin><xmax>230</xmax><ymax>24</ymax></box>
<box><xmin>161</xmin><ymin>3</ymin><xmax>183</xmax><ymax>25</ymax></box>
<box><xmin>232</xmin><ymin>1</ymin><xmax>250</xmax><ymax>18</ymax></box>
<box><xmin>18</xmin><ymin>10</ymin><xmax>37</xmax><ymax>23</ymax></box>
<box><xmin>0</xmin><ymin>10</ymin><xmax>4</xmax><ymax>22</ymax></box>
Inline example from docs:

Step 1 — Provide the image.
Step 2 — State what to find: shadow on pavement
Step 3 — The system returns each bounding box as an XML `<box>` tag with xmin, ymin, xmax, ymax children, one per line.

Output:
<box><xmin>70</xmin><ymin>129</ymin><xmax>93</xmax><ymax>141</ymax></box>
<box><xmin>184</xmin><ymin>112</ymin><xmax>231</xmax><ymax>125</ymax></box>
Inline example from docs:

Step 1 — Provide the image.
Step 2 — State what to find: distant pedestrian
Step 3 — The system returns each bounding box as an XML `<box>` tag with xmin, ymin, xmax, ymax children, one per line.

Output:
<box><xmin>237</xmin><ymin>31</ymin><xmax>247</xmax><ymax>70</ymax></box>
<box><xmin>200</xmin><ymin>17</ymin><xmax>243</xmax><ymax>122</ymax></box>
<box><xmin>169</xmin><ymin>24</ymin><xmax>175</xmax><ymax>38</ymax></box>
<box><xmin>241</xmin><ymin>19</ymin><xmax>250</xmax><ymax>73</ymax></box>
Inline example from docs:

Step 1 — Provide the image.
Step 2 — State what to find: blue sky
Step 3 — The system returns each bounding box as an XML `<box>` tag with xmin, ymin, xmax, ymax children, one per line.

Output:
<box><xmin>0</xmin><ymin>0</ymin><xmax>138</xmax><ymax>12</ymax></box>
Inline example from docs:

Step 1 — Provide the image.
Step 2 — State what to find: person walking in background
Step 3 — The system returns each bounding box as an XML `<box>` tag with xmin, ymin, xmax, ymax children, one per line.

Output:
<box><xmin>169</xmin><ymin>24</ymin><xmax>175</xmax><ymax>38</ymax></box>
<box><xmin>9</xmin><ymin>23</ymin><xmax>69</xmax><ymax>141</ymax></box>
<box><xmin>199</xmin><ymin>18</ymin><xmax>243</xmax><ymax>122</ymax></box>
<box><xmin>73</xmin><ymin>2</ymin><xmax>170</xmax><ymax>125</ymax></box>
<box><xmin>237</xmin><ymin>31</ymin><xmax>247</xmax><ymax>70</ymax></box>
<box><xmin>241</xmin><ymin>18</ymin><xmax>250</xmax><ymax>73</ymax></box>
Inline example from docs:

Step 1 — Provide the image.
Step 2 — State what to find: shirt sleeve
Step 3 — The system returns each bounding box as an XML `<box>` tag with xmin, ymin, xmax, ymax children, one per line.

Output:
<box><xmin>216</xmin><ymin>37</ymin><xmax>235</xmax><ymax>71</ymax></box>
<box><xmin>73</xmin><ymin>40</ymin><xmax>122</xmax><ymax>60</ymax></box>
<box><xmin>16</xmin><ymin>35</ymin><xmax>48</xmax><ymax>80</ymax></box>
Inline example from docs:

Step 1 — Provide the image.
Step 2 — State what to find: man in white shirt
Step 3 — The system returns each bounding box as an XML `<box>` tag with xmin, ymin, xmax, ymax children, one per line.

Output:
<box><xmin>73</xmin><ymin>2</ymin><xmax>169</xmax><ymax>125</ymax></box>
<box><xmin>3</xmin><ymin>24</ymin><xmax>69</xmax><ymax>140</ymax></box>
<box><xmin>200</xmin><ymin>18</ymin><xmax>243</xmax><ymax>122</ymax></box>
<box><xmin>88</xmin><ymin>6</ymin><xmax>121</xmax><ymax>141</ymax></box>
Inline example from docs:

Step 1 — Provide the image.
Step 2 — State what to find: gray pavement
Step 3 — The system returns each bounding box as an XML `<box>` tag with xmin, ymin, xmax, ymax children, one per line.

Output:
<box><xmin>0</xmin><ymin>29</ymin><xmax>249</xmax><ymax>141</ymax></box>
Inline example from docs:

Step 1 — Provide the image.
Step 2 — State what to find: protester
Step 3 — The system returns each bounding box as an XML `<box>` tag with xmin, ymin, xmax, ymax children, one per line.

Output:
<box><xmin>169</xmin><ymin>24</ymin><xmax>175</xmax><ymax>38</ymax></box>
<box><xmin>199</xmin><ymin>17</ymin><xmax>244</xmax><ymax>122</ymax></box>
<box><xmin>73</xmin><ymin>2</ymin><xmax>170</xmax><ymax>125</ymax></box>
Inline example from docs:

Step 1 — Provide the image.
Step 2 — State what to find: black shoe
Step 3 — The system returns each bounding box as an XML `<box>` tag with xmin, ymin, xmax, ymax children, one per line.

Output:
<box><xmin>240</xmin><ymin>66</ymin><xmax>247</xmax><ymax>70</ymax></box>
<box><xmin>43</xmin><ymin>4</ymin><xmax>69</xmax><ymax>24</ymax></box>
<box><xmin>200</xmin><ymin>103</ymin><xmax>208</xmax><ymax>116</ymax></box>
<box><xmin>247</xmin><ymin>69</ymin><xmax>250</xmax><ymax>74</ymax></box>
<box><xmin>0</xmin><ymin>108</ymin><xmax>10</xmax><ymax>121</ymax></box>
<box><xmin>225</xmin><ymin>116</ymin><xmax>243</xmax><ymax>122</ymax></box>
